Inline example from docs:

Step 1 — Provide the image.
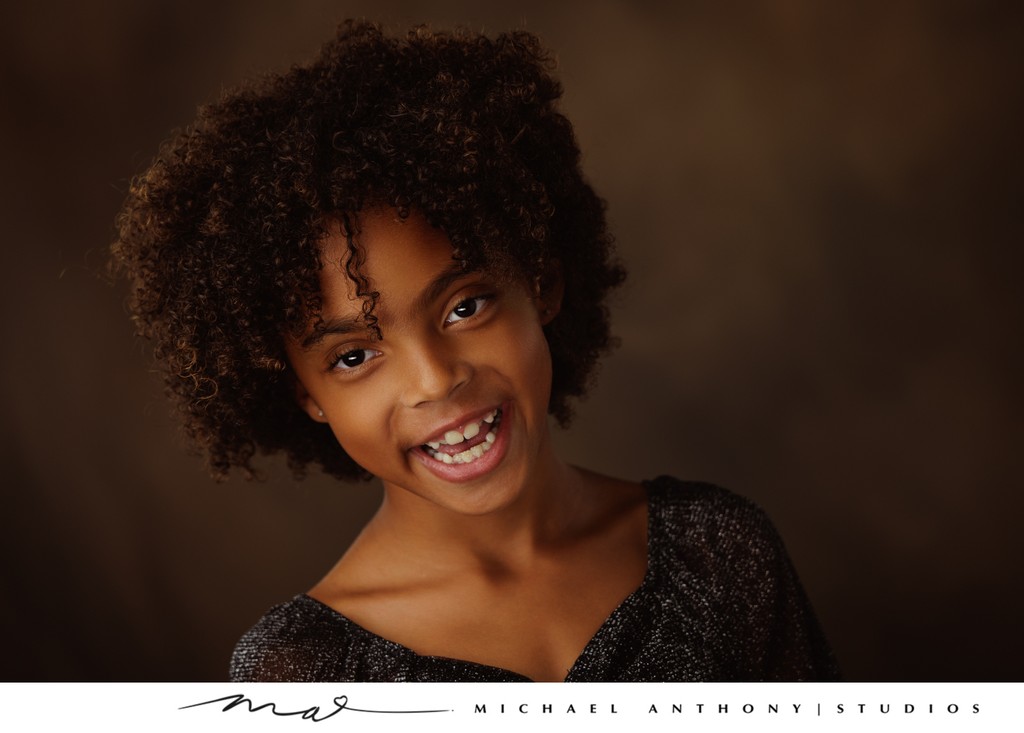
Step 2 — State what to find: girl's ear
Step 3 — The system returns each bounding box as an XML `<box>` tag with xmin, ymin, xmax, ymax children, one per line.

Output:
<box><xmin>294</xmin><ymin>378</ymin><xmax>329</xmax><ymax>423</ymax></box>
<box><xmin>535</xmin><ymin>261</ymin><xmax>565</xmax><ymax>326</ymax></box>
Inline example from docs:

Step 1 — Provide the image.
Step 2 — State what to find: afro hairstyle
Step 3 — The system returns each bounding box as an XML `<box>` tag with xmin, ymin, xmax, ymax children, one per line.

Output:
<box><xmin>112</xmin><ymin>21</ymin><xmax>625</xmax><ymax>481</ymax></box>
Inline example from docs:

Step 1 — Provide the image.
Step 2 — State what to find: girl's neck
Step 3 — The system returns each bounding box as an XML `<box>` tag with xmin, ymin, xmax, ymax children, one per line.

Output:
<box><xmin>373</xmin><ymin>452</ymin><xmax>592</xmax><ymax>569</ymax></box>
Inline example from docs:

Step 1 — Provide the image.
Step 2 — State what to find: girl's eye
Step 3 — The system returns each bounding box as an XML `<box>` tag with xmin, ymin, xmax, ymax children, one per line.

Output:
<box><xmin>332</xmin><ymin>348</ymin><xmax>379</xmax><ymax>370</ymax></box>
<box><xmin>446</xmin><ymin>295</ymin><xmax>489</xmax><ymax>324</ymax></box>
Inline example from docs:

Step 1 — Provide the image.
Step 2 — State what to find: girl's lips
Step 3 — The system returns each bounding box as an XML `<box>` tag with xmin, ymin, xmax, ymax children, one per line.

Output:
<box><xmin>411</xmin><ymin>402</ymin><xmax>512</xmax><ymax>483</ymax></box>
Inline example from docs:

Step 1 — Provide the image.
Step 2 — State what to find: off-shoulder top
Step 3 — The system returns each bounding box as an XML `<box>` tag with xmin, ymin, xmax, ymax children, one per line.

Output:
<box><xmin>230</xmin><ymin>477</ymin><xmax>840</xmax><ymax>681</ymax></box>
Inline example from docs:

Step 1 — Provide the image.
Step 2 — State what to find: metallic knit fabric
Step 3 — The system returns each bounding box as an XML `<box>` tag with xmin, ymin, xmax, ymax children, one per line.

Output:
<box><xmin>230</xmin><ymin>477</ymin><xmax>840</xmax><ymax>681</ymax></box>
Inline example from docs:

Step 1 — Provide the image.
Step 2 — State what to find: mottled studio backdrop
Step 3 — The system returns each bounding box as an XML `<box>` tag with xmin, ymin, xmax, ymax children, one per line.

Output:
<box><xmin>2</xmin><ymin>0</ymin><xmax>1021</xmax><ymax>681</ymax></box>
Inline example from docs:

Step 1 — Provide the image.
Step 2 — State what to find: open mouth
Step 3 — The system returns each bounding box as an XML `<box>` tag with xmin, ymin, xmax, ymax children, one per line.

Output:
<box><xmin>420</xmin><ymin>407</ymin><xmax>503</xmax><ymax>466</ymax></box>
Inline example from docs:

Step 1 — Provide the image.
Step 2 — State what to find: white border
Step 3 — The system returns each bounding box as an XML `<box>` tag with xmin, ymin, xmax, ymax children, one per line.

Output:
<box><xmin>1</xmin><ymin>682</ymin><xmax>1021</xmax><ymax>732</ymax></box>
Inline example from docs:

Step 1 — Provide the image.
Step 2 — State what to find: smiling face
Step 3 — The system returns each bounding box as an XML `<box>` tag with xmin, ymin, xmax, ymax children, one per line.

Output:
<box><xmin>285</xmin><ymin>209</ymin><xmax>563</xmax><ymax>515</ymax></box>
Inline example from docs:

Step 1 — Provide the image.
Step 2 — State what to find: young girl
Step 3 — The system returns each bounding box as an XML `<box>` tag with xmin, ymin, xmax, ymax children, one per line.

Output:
<box><xmin>112</xmin><ymin>21</ymin><xmax>838</xmax><ymax>682</ymax></box>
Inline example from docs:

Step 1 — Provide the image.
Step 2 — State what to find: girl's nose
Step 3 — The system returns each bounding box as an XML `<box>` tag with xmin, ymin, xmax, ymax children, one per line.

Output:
<box><xmin>401</xmin><ymin>339</ymin><xmax>471</xmax><ymax>407</ymax></box>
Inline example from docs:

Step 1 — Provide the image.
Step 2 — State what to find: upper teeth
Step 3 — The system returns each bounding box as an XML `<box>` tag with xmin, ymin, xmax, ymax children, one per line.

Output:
<box><xmin>423</xmin><ymin>409</ymin><xmax>502</xmax><ymax>465</ymax></box>
<box><xmin>431</xmin><ymin>409</ymin><xmax>498</xmax><ymax>447</ymax></box>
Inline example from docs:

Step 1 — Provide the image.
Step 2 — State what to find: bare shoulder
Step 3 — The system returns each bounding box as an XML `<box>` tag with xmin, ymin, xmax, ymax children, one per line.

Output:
<box><xmin>307</xmin><ymin>522</ymin><xmax>413</xmax><ymax>611</ymax></box>
<box><xmin>572</xmin><ymin>467</ymin><xmax>648</xmax><ymax>540</ymax></box>
<box><xmin>578</xmin><ymin>468</ymin><xmax>646</xmax><ymax>500</ymax></box>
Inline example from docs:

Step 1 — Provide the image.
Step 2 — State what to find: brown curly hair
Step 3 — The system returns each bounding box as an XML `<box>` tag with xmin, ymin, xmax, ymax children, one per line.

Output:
<box><xmin>112</xmin><ymin>21</ymin><xmax>625</xmax><ymax>481</ymax></box>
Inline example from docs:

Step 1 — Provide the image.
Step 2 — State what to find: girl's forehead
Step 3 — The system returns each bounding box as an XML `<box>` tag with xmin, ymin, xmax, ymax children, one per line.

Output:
<box><xmin>317</xmin><ymin>209</ymin><xmax>465</xmax><ymax>312</ymax></box>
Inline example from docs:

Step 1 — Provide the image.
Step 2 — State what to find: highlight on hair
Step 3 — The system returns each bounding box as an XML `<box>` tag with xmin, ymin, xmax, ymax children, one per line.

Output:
<box><xmin>112</xmin><ymin>21</ymin><xmax>625</xmax><ymax>480</ymax></box>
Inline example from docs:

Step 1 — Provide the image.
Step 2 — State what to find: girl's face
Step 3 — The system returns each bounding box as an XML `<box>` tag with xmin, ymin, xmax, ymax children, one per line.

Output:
<box><xmin>285</xmin><ymin>209</ymin><xmax>562</xmax><ymax>515</ymax></box>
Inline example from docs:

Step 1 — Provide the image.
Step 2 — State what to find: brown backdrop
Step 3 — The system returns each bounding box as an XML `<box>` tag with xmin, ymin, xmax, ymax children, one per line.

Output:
<box><xmin>2</xmin><ymin>0</ymin><xmax>1021</xmax><ymax>681</ymax></box>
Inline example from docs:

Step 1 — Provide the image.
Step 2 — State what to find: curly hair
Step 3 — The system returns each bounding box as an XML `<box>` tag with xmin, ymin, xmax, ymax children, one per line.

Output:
<box><xmin>112</xmin><ymin>21</ymin><xmax>625</xmax><ymax>481</ymax></box>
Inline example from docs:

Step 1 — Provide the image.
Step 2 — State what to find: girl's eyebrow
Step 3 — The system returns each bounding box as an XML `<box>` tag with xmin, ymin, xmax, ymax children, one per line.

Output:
<box><xmin>301</xmin><ymin>260</ymin><xmax>476</xmax><ymax>349</ymax></box>
<box><xmin>302</xmin><ymin>314</ymin><xmax>364</xmax><ymax>348</ymax></box>
<box><xmin>413</xmin><ymin>259</ymin><xmax>476</xmax><ymax>314</ymax></box>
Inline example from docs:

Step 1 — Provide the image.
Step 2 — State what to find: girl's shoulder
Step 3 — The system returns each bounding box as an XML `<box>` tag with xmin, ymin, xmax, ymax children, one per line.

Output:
<box><xmin>641</xmin><ymin>476</ymin><xmax>841</xmax><ymax>681</ymax></box>
<box><xmin>229</xmin><ymin>594</ymin><xmax>411</xmax><ymax>682</ymax></box>
<box><xmin>644</xmin><ymin>475</ymin><xmax>775</xmax><ymax>523</ymax></box>
<box><xmin>642</xmin><ymin>475</ymin><xmax>789</xmax><ymax>566</ymax></box>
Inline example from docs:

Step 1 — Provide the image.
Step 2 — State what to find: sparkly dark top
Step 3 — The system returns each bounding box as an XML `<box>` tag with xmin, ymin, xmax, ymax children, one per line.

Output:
<box><xmin>230</xmin><ymin>477</ymin><xmax>840</xmax><ymax>681</ymax></box>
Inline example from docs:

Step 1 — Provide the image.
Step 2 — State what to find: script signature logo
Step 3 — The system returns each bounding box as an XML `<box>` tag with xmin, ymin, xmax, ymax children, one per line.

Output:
<box><xmin>181</xmin><ymin>693</ymin><xmax>451</xmax><ymax>723</ymax></box>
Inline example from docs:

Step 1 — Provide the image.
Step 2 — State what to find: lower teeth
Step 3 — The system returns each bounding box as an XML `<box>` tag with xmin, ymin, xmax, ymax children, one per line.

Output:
<box><xmin>425</xmin><ymin>410</ymin><xmax>501</xmax><ymax>465</ymax></box>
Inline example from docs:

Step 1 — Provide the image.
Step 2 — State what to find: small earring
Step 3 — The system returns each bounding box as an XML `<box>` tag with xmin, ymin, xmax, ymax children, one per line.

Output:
<box><xmin>317</xmin><ymin>409</ymin><xmax>324</xmax><ymax>417</ymax></box>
